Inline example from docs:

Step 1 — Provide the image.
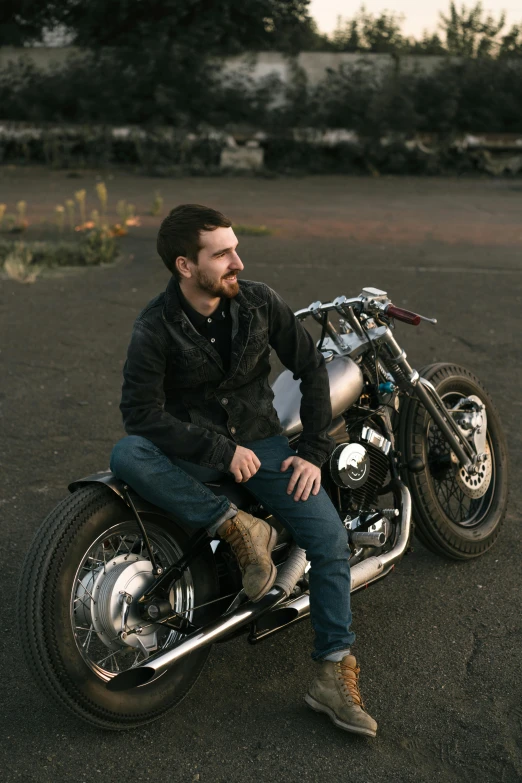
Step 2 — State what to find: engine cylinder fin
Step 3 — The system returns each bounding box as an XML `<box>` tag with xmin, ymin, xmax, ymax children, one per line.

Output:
<box><xmin>349</xmin><ymin>442</ymin><xmax>390</xmax><ymax>510</ymax></box>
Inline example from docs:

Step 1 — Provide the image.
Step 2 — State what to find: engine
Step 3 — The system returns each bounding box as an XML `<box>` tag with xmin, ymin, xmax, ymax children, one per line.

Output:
<box><xmin>330</xmin><ymin>426</ymin><xmax>391</xmax><ymax>512</ymax></box>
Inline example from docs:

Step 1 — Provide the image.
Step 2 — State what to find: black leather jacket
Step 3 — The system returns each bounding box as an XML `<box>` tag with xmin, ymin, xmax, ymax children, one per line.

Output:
<box><xmin>119</xmin><ymin>276</ymin><xmax>334</xmax><ymax>472</ymax></box>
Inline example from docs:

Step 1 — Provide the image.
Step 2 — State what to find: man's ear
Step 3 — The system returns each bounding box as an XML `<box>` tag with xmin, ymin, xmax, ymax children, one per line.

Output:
<box><xmin>176</xmin><ymin>255</ymin><xmax>192</xmax><ymax>280</ymax></box>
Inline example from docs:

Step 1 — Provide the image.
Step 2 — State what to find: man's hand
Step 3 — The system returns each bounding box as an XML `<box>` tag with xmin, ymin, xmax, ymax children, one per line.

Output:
<box><xmin>229</xmin><ymin>445</ymin><xmax>261</xmax><ymax>483</ymax></box>
<box><xmin>281</xmin><ymin>456</ymin><xmax>321</xmax><ymax>501</ymax></box>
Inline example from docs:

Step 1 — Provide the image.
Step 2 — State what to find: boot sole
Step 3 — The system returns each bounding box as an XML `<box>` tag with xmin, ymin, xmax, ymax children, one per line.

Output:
<box><xmin>249</xmin><ymin>525</ymin><xmax>278</xmax><ymax>603</ymax></box>
<box><xmin>304</xmin><ymin>694</ymin><xmax>377</xmax><ymax>738</ymax></box>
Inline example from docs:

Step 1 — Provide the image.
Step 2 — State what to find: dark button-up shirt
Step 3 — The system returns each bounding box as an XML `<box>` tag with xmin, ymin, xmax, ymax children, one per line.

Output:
<box><xmin>175</xmin><ymin>282</ymin><xmax>232</xmax><ymax>371</ymax></box>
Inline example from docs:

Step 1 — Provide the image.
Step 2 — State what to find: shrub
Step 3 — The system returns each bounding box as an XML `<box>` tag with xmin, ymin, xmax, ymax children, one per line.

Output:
<box><xmin>0</xmin><ymin>124</ymin><xmax>231</xmax><ymax>170</ymax></box>
<box><xmin>0</xmin><ymin>228</ymin><xmax>120</xmax><ymax>273</ymax></box>
<box><xmin>2</xmin><ymin>52</ymin><xmax>522</xmax><ymax>140</ymax></box>
<box><xmin>263</xmin><ymin>137</ymin><xmax>367</xmax><ymax>174</ymax></box>
<box><xmin>1</xmin><ymin>52</ymin><xmax>522</xmax><ymax>177</ymax></box>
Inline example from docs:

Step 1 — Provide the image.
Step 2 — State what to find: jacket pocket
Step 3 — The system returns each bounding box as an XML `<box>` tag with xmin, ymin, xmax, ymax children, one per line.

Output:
<box><xmin>241</xmin><ymin>328</ymin><xmax>268</xmax><ymax>374</ymax></box>
<box><xmin>169</xmin><ymin>347</ymin><xmax>208</xmax><ymax>386</ymax></box>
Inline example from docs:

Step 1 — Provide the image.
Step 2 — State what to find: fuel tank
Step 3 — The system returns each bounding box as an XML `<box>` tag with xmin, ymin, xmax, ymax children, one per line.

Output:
<box><xmin>271</xmin><ymin>354</ymin><xmax>364</xmax><ymax>438</ymax></box>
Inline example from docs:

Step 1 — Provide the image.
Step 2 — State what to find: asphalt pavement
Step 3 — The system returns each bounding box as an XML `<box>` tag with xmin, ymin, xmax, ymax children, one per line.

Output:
<box><xmin>1</xmin><ymin>172</ymin><xmax>521</xmax><ymax>783</ymax></box>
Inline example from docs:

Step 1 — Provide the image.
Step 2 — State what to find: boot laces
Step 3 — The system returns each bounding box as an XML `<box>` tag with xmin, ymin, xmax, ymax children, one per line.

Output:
<box><xmin>335</xmin><ymin>660</ymin><xmax>364</xmax><ymax>708</ymax></box>
<box><xmin>223</xmin><ymin>520</ymin><xmax>257</xmax><ymax>568</ymax></box>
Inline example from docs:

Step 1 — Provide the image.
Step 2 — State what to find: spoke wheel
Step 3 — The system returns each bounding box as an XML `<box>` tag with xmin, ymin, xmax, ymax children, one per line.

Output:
<box><xmin>399</xmin><ymin>363</ymin><xmax>509</xmax><ymax>560</ymax></box>
<box><xmin>18</xmin><ymin>484</ymin><xmax>218</xmax><ymax>729</ymax></box>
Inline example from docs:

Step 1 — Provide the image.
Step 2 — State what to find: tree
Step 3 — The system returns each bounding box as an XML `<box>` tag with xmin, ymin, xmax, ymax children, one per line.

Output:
<box><xmin>26</xmin><ymin>0</ymin><xmax>321</xmax><ymax>131</ymax></box>
<box><xmin>326</xmin><ymin>1</ymin><xmax>522</xmax><ymax>57</ymax></box>
<box><xmin>51</xmin><ymin>0</ymin><xmax>316</xmax><ymax>55</ymax></box>
<box><xmin>499</xmin><ymin>24</ymin><xmax>522</xmax><ymax>57</ymax></box>
<box><xmin>439</xmin><ymin>2</ymin><xmax>506</xmax><ymax>57</ymax></box>
<box><xmin>0</xmin><ymin>1</ymin><xmax>60</xmax><ymax>46</ymax></box>
<box><xmin>361</xmin><ymin>9</ymin><xmax>407</xmax><ymax>54</ymax></box>
<box><xmin>270</xmin><ymin>16</ymin><xmax>333</xmax><ymax>52</ymax></box>
<box><xmin>330</xmin><ymin>6</ymin><xmax>407</xmax><ymax>53</ymax></box>
<box><xmin>332</xmin><ymin>18</ymin><xmax>362</xmax><ymax>52</ymax></box>
<box><xmin>406</xmin><ymin>31</ymin><xmax>447</xmax><ymax>55</ymax></box>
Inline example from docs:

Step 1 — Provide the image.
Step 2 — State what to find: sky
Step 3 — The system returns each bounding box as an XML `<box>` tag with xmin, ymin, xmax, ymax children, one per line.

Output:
<box><xmin>308</xmin><ymin>1</ymin><xmax>522</xmax><ymax>38</ymax></box>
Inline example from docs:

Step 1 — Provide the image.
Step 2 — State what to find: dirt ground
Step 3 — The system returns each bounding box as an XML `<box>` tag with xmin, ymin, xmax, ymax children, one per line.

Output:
<box><xmin>1</xmin><ymin>167</ymin><xmax>521</xmax><ymax>783</ymax></box>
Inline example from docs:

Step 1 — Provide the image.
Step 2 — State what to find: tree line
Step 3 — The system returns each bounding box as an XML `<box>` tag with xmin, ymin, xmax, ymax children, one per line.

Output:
<box><xmin>325</xmin><ymin>3</ymin><xmax>522</xmax><ymax>57</ymax></box>
<box><xmin>2</xmin><ymin>1</ymin><xmax>522</xmax><ymax>57</ymax></box>
<box><xmin>2</xmin><ymin>1</ymin><xmax>522</xmax><ymax>136</ymax></box>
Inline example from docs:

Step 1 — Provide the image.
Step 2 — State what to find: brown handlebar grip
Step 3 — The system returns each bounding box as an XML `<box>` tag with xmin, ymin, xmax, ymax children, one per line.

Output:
<box><xmin>385</xmin><ymin>305</ymin><xmax>421</xmax><ymax>326</ymax></box>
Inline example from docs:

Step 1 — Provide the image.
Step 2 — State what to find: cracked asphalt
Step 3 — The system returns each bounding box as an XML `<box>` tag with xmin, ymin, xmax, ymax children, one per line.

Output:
<box><xmin>1</xmin><ymin>169</ymin><xmax>521</xmax><ymax>783</ymax></box>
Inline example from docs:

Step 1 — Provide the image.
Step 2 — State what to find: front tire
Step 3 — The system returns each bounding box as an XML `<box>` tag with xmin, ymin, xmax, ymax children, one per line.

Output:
<box><xmin>399</xmin><ymin>363</ymin><xmax>509</xmax><ymax>560</ymax></box>
<box><xmin>18</xmin><ymin>484</ymin><xmax>218</xmax><ymax>729</ymax></box>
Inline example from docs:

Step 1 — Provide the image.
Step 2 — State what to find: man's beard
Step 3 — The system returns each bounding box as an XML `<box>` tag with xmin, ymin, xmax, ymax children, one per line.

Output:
<box><xmin>194</xmin><ymin>268</ymin><xmax>239</xmax><ymax>299</ymax></box>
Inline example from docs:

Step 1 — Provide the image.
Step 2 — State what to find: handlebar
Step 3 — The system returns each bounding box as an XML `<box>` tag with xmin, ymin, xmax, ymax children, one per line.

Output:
<box><xmin>384</xmin><ymin>305</ymin><xmax>421</xmax><ymax>326</ymax></box>
<box><xmin>294</xmin><ymin>296</ymin><xmax>362</xmax><ymax>321</ymax></box>
<box><xmin>294</xmin><ymin>290</ymin><xmax>436</xmax><ymax>328</ymax></box>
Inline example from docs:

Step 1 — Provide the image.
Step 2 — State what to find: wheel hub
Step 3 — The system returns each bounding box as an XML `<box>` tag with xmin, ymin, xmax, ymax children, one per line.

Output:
<box><xmin>75</xmin><ymin>554</ymin><xmax>161</xmax><ymax>655</ymax></box>
<box><xmin>451</xmin><ymin>440</ymin><xmax>492</xmax><ymax>499</ymax></box>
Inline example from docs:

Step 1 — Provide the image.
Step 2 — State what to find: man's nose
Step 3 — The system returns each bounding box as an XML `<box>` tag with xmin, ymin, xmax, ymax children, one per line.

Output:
<box><xmin>230</xmin><ymin>252</ymin><xmax>244</xmax><ymax>270</ymax></box>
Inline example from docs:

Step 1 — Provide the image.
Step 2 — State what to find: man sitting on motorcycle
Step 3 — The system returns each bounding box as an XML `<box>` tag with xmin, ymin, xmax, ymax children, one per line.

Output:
<box><xmin>110</xmin><ymin>203</ymin><xmax>377</xmax><ymax>738</ymax></box>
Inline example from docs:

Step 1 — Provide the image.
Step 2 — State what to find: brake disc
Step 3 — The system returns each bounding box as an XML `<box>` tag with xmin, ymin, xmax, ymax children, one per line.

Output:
<box><xmin>451</xmin><ymin>440</ymin><xmax>492</xmax><ymax>499</ymax></box>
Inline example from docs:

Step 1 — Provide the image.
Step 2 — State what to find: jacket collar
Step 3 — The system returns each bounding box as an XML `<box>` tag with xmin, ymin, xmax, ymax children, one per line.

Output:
<box><xmin>174</xmin><ymin>279</ymin><xmax>229</xmax><ymax>328</ymax></box>
<box><xmin>163</xmin><ymin>275</ymin><xmax>264</xmax><ymax>324</ymax></box>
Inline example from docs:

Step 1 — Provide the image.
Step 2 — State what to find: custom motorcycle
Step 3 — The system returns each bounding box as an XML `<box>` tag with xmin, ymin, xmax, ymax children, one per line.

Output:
<box><xmin>19</xmin><ymin>287</ymin><xmax>508</xmax><ymax>729</ymax></box>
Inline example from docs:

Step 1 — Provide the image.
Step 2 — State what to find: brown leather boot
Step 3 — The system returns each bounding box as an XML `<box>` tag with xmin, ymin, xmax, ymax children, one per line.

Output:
<box><xmin>305</xmin><ymin>654</ymin><xmax>378</xmax><ymax>737</ymax></box>
<box><xmin>217</xmin><ymin>510</ymin><xmax>277</xmax><ymax>602</ymax></box>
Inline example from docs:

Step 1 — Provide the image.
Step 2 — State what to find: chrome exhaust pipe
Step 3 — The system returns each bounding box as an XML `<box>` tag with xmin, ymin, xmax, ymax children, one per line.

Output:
<box><xmin>106</xmin><ymin>586</ymin><xmax>287</xmax><ymax>691</ymax></box>
<box><xmin>350</xmin><ymin>481</ymin><xmax>412</xmax><ymax>592</ymax></box>
<box><xmin>248</xmin><ymin>591</ymin><xmax>312</xmax><ymax>643</ymax></box>
<box><xmin>250</xmin><ymin>482</ymin><xmax>412</xmax><ymax>643</ymax></box>
<box><xmin>107</xmin><ymin>482</ymin><xmax>411</xmax><ymax>692</ymax></box>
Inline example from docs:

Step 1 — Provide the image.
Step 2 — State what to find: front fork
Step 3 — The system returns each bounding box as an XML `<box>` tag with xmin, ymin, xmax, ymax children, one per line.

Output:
<box><xmin>380</xmin><ymin>326</ymin><xmax>480</xmax><ymax>474</ymax></box>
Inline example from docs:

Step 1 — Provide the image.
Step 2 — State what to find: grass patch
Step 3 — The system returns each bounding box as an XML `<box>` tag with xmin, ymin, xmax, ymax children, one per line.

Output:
<box><xmin>233</xmin><ymin>224</ymin><xmax>272</xmax><ymax>236</ymax></box>
<box><xmin>1</xmin><ymin>228</ymin><xmax>120</xmax><ymax>283</ymax></box>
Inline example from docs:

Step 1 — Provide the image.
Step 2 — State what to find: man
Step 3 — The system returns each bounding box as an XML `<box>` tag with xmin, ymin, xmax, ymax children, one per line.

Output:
<box><xmin>110</xmin><ymin>204</ymin><xmax>377</xmax><ymax>737</ymax></box>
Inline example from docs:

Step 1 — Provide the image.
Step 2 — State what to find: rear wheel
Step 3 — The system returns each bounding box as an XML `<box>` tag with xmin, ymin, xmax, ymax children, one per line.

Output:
<box><xmin>399</xmin><ymin>363</ymin><xmax>509</xmax><ymax>559</ymax></box>
<box><xmin>18</xmin><ymin>484</ymin><xmax>217</xmax><ymax>729</ymax></box>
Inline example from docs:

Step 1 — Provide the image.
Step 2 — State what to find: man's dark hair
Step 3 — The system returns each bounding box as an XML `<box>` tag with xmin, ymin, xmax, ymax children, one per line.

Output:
<box><xmin>157</xmin><ymin>204</ymin><xmax>232</xmax><ymax>281</ymax></box>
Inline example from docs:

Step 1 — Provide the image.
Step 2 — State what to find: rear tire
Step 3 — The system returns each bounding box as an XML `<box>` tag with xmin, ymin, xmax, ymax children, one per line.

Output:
<box><xmin>399</xmin><ymin>363</ymin><xmax>509</xmax><ymax>560</ymax></box>
<box><xmin>18</xmin><ymin>484</ymin><xmax>218</xmax><ymax>729</ymax></box>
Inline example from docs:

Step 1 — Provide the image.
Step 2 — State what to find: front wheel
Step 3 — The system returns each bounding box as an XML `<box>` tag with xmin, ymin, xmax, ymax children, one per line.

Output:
<box><xmin>399</xmin><ymin>363</ymin><xmax>509</xmax><ymax>560</ymax></box>
<box><xmin>18</xmin><ymin>484</ymin><xmax>218</xmax><ymax>730</ymax></box>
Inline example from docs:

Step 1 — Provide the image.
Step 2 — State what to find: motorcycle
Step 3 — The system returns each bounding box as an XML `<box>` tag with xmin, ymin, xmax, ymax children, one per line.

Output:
<box><xmin>18</xmin><ymin>286</ymin><xmax>509</xmax><ymax>730</ymax></box>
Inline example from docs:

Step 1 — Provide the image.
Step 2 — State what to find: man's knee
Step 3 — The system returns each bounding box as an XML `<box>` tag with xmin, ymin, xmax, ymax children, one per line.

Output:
<box><xmin>110</xmin><ymin>435</ymin><xmax>156</xmax><ymax>476</ymax></box>
<box><xmin>296</xmin><ymin>519</ymin><xmax>348</xmax><ymax>566</ymax></box>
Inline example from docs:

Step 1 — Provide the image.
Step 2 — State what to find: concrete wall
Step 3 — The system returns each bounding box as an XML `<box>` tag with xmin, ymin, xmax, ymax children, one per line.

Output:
<box><xmin>0</xmin><ymin>46</ymin><xmax>83</xmax><ymax>71</ymax></box>
<box><xmin>221</xmin><ymin>51</ymin><xmax>397</xmax><ymax>86</ymax></box>
<box><xmin>0</xmin><ymin>47</ymin><xmax>456</xmax><ymax>82</ymax></box>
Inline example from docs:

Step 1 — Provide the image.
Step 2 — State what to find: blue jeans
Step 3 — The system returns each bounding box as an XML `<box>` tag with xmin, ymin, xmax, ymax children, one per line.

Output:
<box><xmin>110</xmin><ymin>434</ymin><xmax>355</xmax><ymax>659</ymax></box>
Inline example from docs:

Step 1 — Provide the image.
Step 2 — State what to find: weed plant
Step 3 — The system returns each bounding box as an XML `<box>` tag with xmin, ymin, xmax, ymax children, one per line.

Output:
<box><xmin>65</xmin><ymin>199</ymin><xmax>75</xmax><ymax>230</ymax></box>
<box><xmin>3</xmin><ymin>242</ymin><xmax>40</xmax><ymax>283</ymax></box>
<box><xmin>75</xmin><ymin>190</ymin><xmax>87</xmax><ymax>223</ymax></box>
<box><xmin>150</xmin><ymin>191</ymin><xmax>164</xmax><ymax>216</ymax></box>
<box><xmin>1</xmin><ymin>228</ymin><xmax>120</xmax><ymax>276</ymax></box>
